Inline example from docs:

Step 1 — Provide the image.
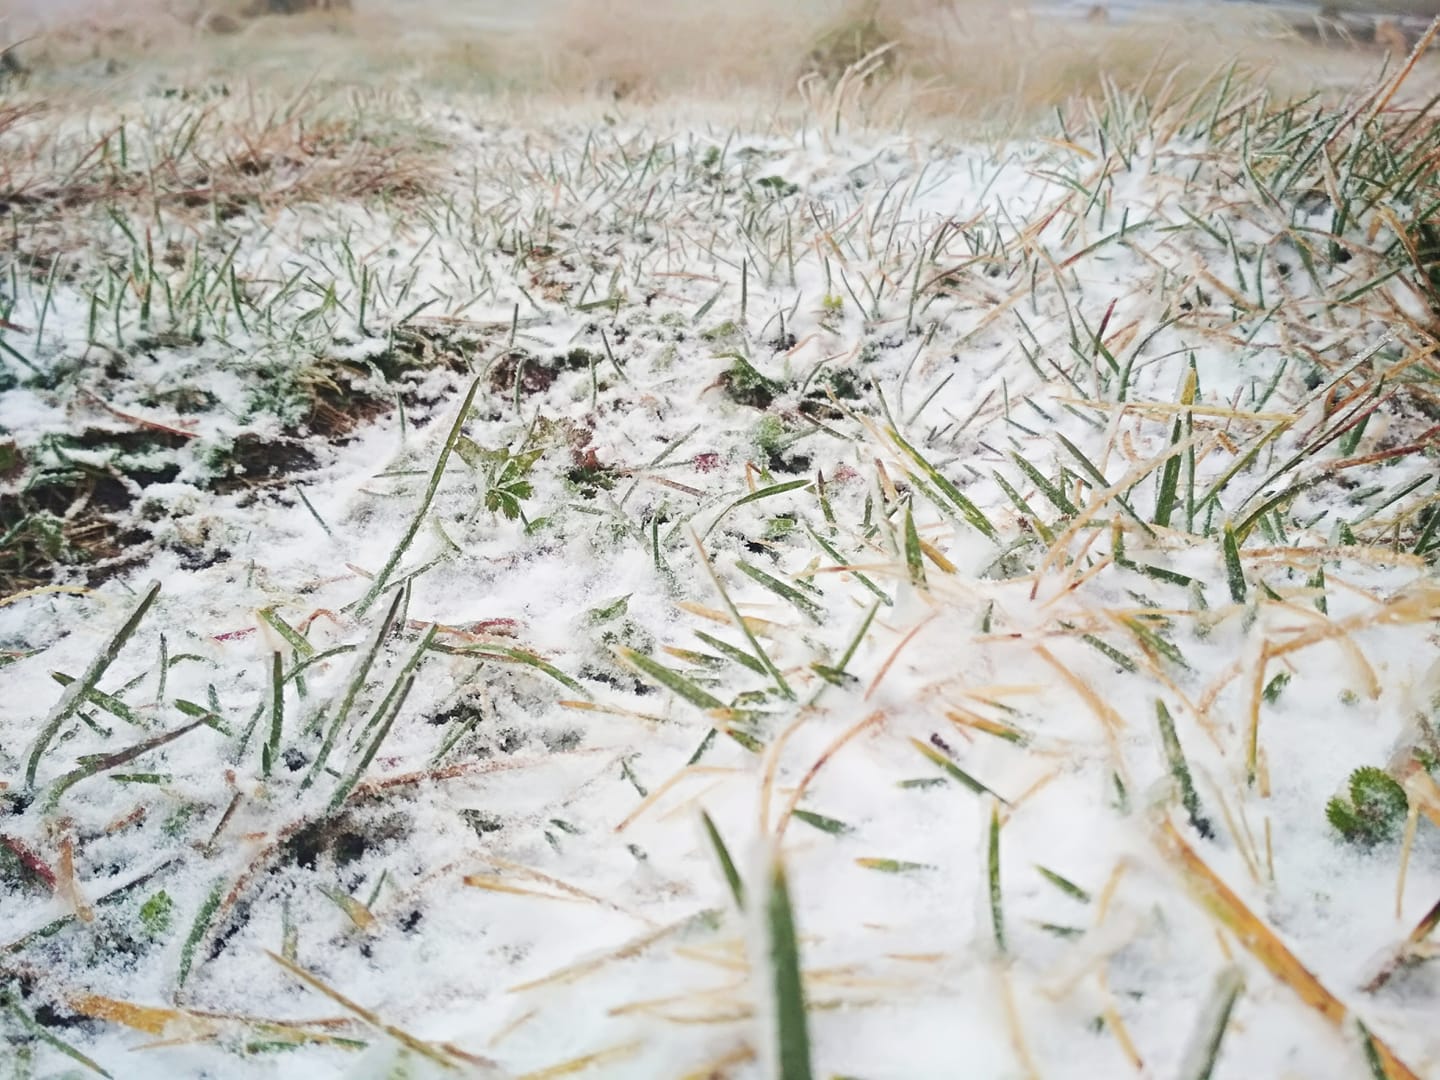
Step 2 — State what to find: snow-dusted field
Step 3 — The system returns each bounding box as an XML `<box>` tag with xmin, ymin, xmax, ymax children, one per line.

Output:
<box><xmin>2</xmin><ymin>40</ymin><xmax>1440</xmax><ymax>1079</ymax></box>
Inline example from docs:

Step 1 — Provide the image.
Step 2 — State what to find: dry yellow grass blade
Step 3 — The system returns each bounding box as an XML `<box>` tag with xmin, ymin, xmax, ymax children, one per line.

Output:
<box><xmin>56</xmin><ymin>832</ymin><xmax>94</xmax><ymax>925</ymax></box>
<box><xmin>515</xmin><ymin>1040</ymin><xmax>644</xmax><ymax>1079</ymax></box>
<box><xmin>0</xmin><ymin>584</ymin><xmax>95</xmax><ymax>608</ymax></box>
<box><xmin>945</xmin><ymin>706</ymin><xmax>1027</xmax><ymax>745</ymax></box>
<box><xmin>774</xmin><ymin>710</ymin><xmax>886</xmax><ymax>841</ymax></box>
<box><xmin>479</xmin><ymin>856</ymin><xmax>651</xmax><ymax>924</ymax></box>
<box><xmin>66</xmin><ymin>994</ymin><xmax>219</xmax><ymax>1039</ymax></box>
<box><xmin>678</xmin><ymin>1043</ymin><xmax>756</xmax><ymax>1079</ymax></box>
<box><xmin>1155</xmin><ymin>820</ymin><xmax>1422</xmax><ymax>1079</ymax></box>
<box><xmin>557</xmin><ymin>699</ymin><xmax>669</xmax><ymax>725</ymax></box>
<box><xmin>461</xmin><ymin>875</ymin><xmax>588</xmax><ymax>904</ymax></box>
<box><xmin>674</xmin><ymin>599</ymin><xmax>775</xmax><ymax>635</ymax></box>
<box><xmin>1032</xmin><ymin>645</ymin><xmax>1130</xmax><ymax>783</ymax></box>
<box><xmin>761</xmin><ymin>711</ymin><xmax>813</xmax><ymax>834</ymax></box>
<box><xmin>864</xmin><ymin>614</ymin><xmax>938</xmax><ymax>701</ymax></box>
<box><xmin>1240</xmin><ymin>546</ymin><xmax>1427</xmax><ymax>571</ymax></box>
<box><xmin>1095</xmin><ymin>969</ymin><xmax>1146</xmax><ymax>1073</ymax></box>
<box><xmin>1053</xmin><ymin>396</ymin><xmax>1300</xmax><ymax>424</ymax></box>
<box><xmin>266</xmin><ymin>950</ymin><xmax>492</xmax><ymax>1070</ymax></box>
<box><xmin>614</xmin><ymin>765</ymin><xmax>743</xmax><ymax>833</ymax></box>
<box><xmin>508</xmin><ymin>914</ymin><xmax>702</xmax><ymax>994</ymax></box>
<box><xmin>68</xmin><ymin>992</ymin><xmax>357</xmax><ymax>1051</ymax></box>
<box><xmin>996</xmin><ymin>963</ymin><xmax>1041</xmax><ymax>1080</ymax></box>
<box><xmin>607</xmin><ymin>980</ymin><xmax>747</xmax><ymax>1018</ymax></box>
<box><xmin>918</xmin><ymin>538</ymin><xmax>957</xmax><ymax>574</ymax></box>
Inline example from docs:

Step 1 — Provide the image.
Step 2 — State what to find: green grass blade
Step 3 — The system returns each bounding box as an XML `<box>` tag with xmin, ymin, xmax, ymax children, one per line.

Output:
<box><xmin>1036</xmin><ymin>865</ymin><xmax>1092</xmax><ymax>903</ymax></box>
<box><xmin>26</xmin><ymin>580</ymin><xmax>160</xmax><ymax>788</ymax></box>
<box><xmin>903</xmin><ymin>503</ymin><xmax>927</xmax><ymax>588</ymax></box>
<box><xmin>48</xmin><ymin>672</ymin><xmax>146</xmax><ymax>729</ymax></box>
<box><xmin>355</xmin><ymin>376</ymin><xmax>481</xmax><ymax>616</ymax></box>
<box><xmin>1011</xmin><ymin>453</ymin><xmax>1077</xmax><ymax>516</ymax></box>
<box><xmin>988</xmin><ymin>802</ymin><xmax>1005</xmax><ymax>952</ymax></box>
<box><xmin>304</xmin><ymin>587</ymin><xmax>405</xmax><ymax>789</ymax></box>
<box><xmin>766</xmin><ymin>854</ymin><xmax>814</xmax><ymax>1080</ymax></box>
<box><xmin>1157</xmin><ymin>699</ymin><xmax>1212</xmax><ymax>839</ymax></box>
<box><xmin>328</xmin><ymin>672</ymin><xmax>417</xmax><ymax>810</ymax></box>
<box><xmin>737</xmin><ymin>560</ymin><xmax>824</xmax><ymax>622</ymax></box>
<box><xmin>890</xmin><ymin>427</ymin><xmax>998</xmax><ymax>541</ymax></box>
<box><xmin>1177</xmin><ymin>966</ymin><xmax>1244</xmax><ymax>1080</ymax></box>
<box><xmin>911</xmin><ymin>737</ymin><xmax>1009</xmax><ymax>803</ymax></box>
<box><xmin>691</xmin><ymin>532</ymin><xmax>794</xmax><ymax>700</ymax></box>
<box><xmin>2</xmin><ymin>992</ymin><xmax>113</xmax><ymax>1077</ymax></box>
<box><xmin>702</xmin><ymin>478</ymin><xmax>813</xmax><ymax>541</ymax></box>
<box><xmin>803</xmin><ymin>523</ymin><xmax>892</xmax><ymax>605</ymax></box>
<box><xmin>693</xmin><ymin>631</ymin><xmax>767</xmax><ymax>675</ymax></box>
<box><xmin>262</xmin><ymin>651</ymin><xmax>283</xmax><ymax>778</ymax></box>
<box><xmin>1154</xmin><ymin>415</ymin><xmax>1185</xmax><ymax>528</ymax></box>
<box><xmin>791</xmin><ymin>809</ymin><xmax>852</xmax><ymax>835</ymax></box>
<box><xmin>1056</xmin><ymin>432</ymin><xmax>1154</xmax><ymax>537</ymax></box>
<box><xmin>700</xmin><ymin>810</ymin><xmax>745</xmax><ymax>910</ymax></box>
<box><xmin>1222</xmin><ymin>524</ymin><xmax>1247</xmax><ymax>603</ymax></box>
<box><xmin>178</xmin><ymin>878</ymin><xmax>226</xmax><ymax>988</ymax></box>
<box><xmin>44</xmin><ymin>717</ymin><xmax>209</xmax><ymax>810</ymax></box>
<box><xmin>620</xmin><ymin>648</ymin><xmax>725</xmax><ymax>709</ymax></box>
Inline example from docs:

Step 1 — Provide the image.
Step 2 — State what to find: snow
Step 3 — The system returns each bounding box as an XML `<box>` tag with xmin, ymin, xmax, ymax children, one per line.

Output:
<box><xmin>1</xmin><ymin>87</ymin><xmax>1438</xmax><ymax>1079</ymax></box>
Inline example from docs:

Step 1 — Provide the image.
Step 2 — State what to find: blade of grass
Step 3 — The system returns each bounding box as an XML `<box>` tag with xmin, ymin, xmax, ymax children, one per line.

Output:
<box><xmin>988</xmin><ymin>802</ymin><xmax>1005</xmax><ymax>952</ymax></box>
<box><xmin>890</xmin><ymin>427</ymin><xmax>998</xmax><ymax>541</ymax></box>
<box><xmin>26</xmin><ymin>580</ymin><xmax>160</xmax><ymax>787</ymax></box>
<box><xmin>1157</xmin><ymin>700</ymin><xmax>1213</xmax><ymax>839</ymax></box>
<box><xmin>262</xmin><ymin>651</ymin><xmax>283</xmax><ymax>779</ymax></box>
<box><xmin>737</xmin><ymin>560</ymin><xmax>823</xmax><ymax>622</ymax></box>
<box><xmin>700</xmin><ymin>810</ymin><xmax>745</xmax><ymax>910</ymax></box>
<box><xmin>619</xmin><ymin>648</ymin><xmax>724</xmax><ymax>710</ymax></box>
<box><xmin>177</xmin><ymin>878</ymin><xmax>225</xmax><ymax>988</ymax></box>
<box><xmin>1222</xmin><ymin>524</ymin><xmax>1248</xmax><ymax>604</ymax></box>
<box><xmin>355</xmin><ymin>376</ymin><xmax>481</xmax><ymax>616</ymax></box>
<box><xmin>328</xmin><ymin>670</ymin><xmax>419</xmax><ymax>811</ymax></box>
<box><xmin>304</xmin><ymin>588</ymin><xmax>405</xmax><ymax>789</ymax></box>
<box><xmin>765</xmin><ymin>853</ymin><xmax>814</xmax><ymax>1080</ymax></box>
<box><xmin>702</xmin><ymin>479</ymin><xmax>813</xmax><ymax>542</ymax></box>
<box><xmin>903</xmin><ymin>503</ymin><xmax>927</xmax><ymax>588</ymax></box>
<box><xmin>911</xmin><ymin>737</ymin><xmax>1009</xmax><ymax>804</ymax></box>
<box><xmin>2</xmin><ymin>991</ymin><xmax>112</xmax><ymax>1078</ymax></box>
<box><xmin>1177</xmin><ymin>966</ymin><xmax>1245</xmax><ymax>1080</ymax></box>
<box><xmin>44</xmin><ymin>717</ymin><xmax>209</xmax><ymax>810</ymax></box>
<box><xmin>691</xmin><ymin>531</ymin><xmax>794</xmax><ymax>700</ymax></box>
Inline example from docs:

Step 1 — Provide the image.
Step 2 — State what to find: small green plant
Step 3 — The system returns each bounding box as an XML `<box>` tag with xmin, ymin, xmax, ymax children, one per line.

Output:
<box><xmin>701</xmin><ymin>319</ymin><xmax>741</xmax><ymax>343</ymax></box>
<box><xmin>755</xmin><ymin>175</ymin><xmax>799</xmax><ymax>199</ymax></box>
<box><xmin>456</xmin><ymin>438</ymin><xmax>542</xmax><ymax>522</ymax></box>
<box><xmin>754</xmin><ymin>415</ymin><xmax>788</xmax><ymax>459</ymax></box>
<box><xmin>1326</xmin><ymin>767</ymin><xmax>1408</xmax><ymax>847</ymax></box>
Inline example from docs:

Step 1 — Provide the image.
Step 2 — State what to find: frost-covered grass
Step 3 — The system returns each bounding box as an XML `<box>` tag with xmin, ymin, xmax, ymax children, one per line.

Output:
<box><xmin>3</xmin><ymin>24</ymin><xmax>1440</xmax><ymax>1080</ymax></box>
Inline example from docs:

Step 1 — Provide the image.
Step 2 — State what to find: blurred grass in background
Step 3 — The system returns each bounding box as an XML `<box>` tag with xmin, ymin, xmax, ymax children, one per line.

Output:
<box><xmin>2</xmin><ymin>0</ymin><xmax>1433</xmax><ymax>122</ymax></box>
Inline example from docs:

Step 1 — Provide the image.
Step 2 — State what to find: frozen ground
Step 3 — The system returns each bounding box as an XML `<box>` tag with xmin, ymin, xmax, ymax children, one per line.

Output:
<box><xmin>2</xmin><ymin>46</ymin><xmax>1440</xmax><ymax>1080</ymax></box>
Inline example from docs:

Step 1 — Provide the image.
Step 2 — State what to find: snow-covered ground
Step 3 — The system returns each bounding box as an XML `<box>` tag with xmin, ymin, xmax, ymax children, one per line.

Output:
<box><xmin>2</xmin><ymin>65</ymin><xmax>1440</xmax><ymax>1079</ymax></box>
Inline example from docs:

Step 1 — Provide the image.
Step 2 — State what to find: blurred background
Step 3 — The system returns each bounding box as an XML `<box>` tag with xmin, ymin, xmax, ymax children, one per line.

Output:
<box><xmin>2</xmin><ymin>1</ymin><xmax>1439</xmax><ymax>113</ymax></box>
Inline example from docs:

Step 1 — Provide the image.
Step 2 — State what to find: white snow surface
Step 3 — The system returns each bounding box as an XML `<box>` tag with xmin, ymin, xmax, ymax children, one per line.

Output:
<box><xmin>1</xmin><ymin>96</ymin><xmax>1439</xmax><ymax>1079</ymax></box>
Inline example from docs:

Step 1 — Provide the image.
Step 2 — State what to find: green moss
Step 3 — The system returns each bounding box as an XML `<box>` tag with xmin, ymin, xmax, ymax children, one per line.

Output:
<box><xmin>721</xmin><ymin>354</ymin><xmax>784</xmax><ymax>409</ymax></box>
